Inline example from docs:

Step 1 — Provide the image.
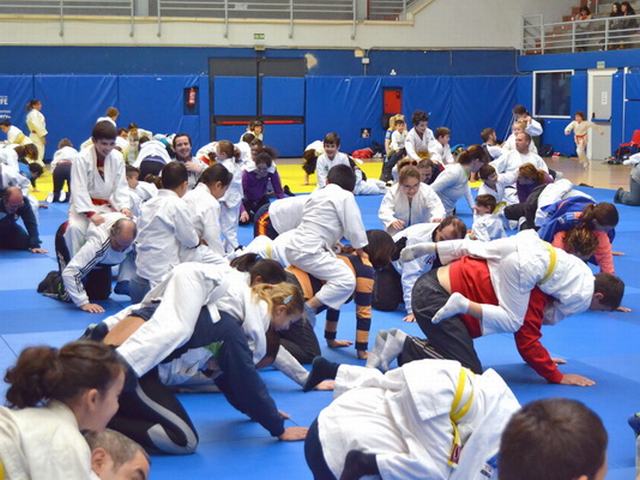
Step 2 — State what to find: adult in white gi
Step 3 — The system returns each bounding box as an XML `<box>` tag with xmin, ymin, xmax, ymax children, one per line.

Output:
<box><xmin>173</xmin><ymin>133</ymin><xmax>207</xmax><ymax>189</ymax></box>
<box><xmin>131</xmin><ymin>162</ymin><xmax>199</xmax><ymax>303</ymax></box>
<box><xmin>281</xmin><ymin>165</ymin><xmax>368</xmax><ymax>316</ymax></box>
<box><xmin>405</xmin><ymin>110</ymin><xmax>435</xmax><ymax>161</ymax></box>
<box><xmin>315</xmin><ymin>134</ymin><xmax>351</xmax><ymax>189</ymax></box>
<box><xmin>25</xmin><ymin>99</ymin><xmax>47</xmax><ymax>165</ymax></box>
<box><xmin>66</xmin><ymin>121</ymin><xmax>131</xmax><ymax>256</ymax></box>
<box><xmin>402</xmin><ymin>229</ymin><xmax>624</xmax><ymax>332</ymax></box>
<box><xmin>378</xmin><ymin>166</ymin><xmax>445</xmax><ymax>235</ymax></box>
<box><xmin>57</xmin><ymin>213</ymin><xmax>136</xmax><ymax>313</ymax></box>
<box><xmin>304</xmin><ymin>359</ymin><xmax>520</xmax><ymax>480</ymax></box>
<box><xmin>490</xmin><ymin>132</ymin><xmax>548</xmax><ymax>176</ymax></box>
<box><xmin>501</xmin><ymin>122</ymin><xmax>540</xmax><ymax>155</ymax></box>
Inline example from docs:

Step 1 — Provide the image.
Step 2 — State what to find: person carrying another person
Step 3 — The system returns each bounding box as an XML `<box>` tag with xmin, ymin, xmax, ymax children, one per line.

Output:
<box><xmin>47</xmin><ymin>213</ymin><xmax>136</xmax><ymax>313</ymax></box>
<box><xmin>303</xmin><ymin>358</ymin><xmax>520</xmax><ymax>480</ymax></box>
<box><xmin>253</xmin><ymin>194</ymin><xmax>308</xmax><ymax>240</ymax></box>
<box><xmin>491</xmin><ymin>132</ymin><xmax>548</xmax><ymax>175</ymax></box>
<box><xmin>130</xmin><ymin>162</ymin><xmax>199</xmax><ymax>302</ymax></box>
<box><xmin>66</xmin><ymin>120</ymin><xmax>131</xmax><ymax>256</ymax></box>
<box><xmin>315</xmin><ymin>132</ymin><xmax>351</xmax><ymax>189</ymax></box>
<box><xmin>378</xmin><ymin>164</ymin><xmax>445</xmax><ymax>235</ymax></box>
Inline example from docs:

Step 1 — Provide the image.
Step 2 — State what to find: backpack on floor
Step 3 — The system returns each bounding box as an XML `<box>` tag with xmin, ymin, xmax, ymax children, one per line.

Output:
<box><xmin>538</xmin><ymin>144</ymin><xmax>554</xmax><ymax>157</ymax></box>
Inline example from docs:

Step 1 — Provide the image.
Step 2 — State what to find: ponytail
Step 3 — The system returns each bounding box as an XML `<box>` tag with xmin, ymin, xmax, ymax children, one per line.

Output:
<box><xmin>580</xmin><ymin>202</ymin><xmax>619</xmax><ymax>229</ymax></box>
<box><xmin>26</xmin><ymin>99</ymin><xmax>40</xmax><ymax>111</ymax></box>
<box><xmin>251</xmin><ymin>282</ymin><xmax>304</xmax><ymax>316</ymax></box>
<box><xmin>197</xmin><ymin>164</ymin><xmax>233</xmax><ymax>188</ymax></box>
<box><xmin>5</xmin><ymin>341</ymin><xmax>125</xmax><ymax>408</ymax></box>
<box><xmin>564</xmin><ymin>226</ymin><xmax>599</xmax><ymax>259</ymax></box>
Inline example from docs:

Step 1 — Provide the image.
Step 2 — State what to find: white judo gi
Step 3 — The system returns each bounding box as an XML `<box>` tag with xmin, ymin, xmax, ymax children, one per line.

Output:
<box><xmin>0</xmin><ymin>146</ymin><xmax>20</xmax><ymax>169</ymax></box>
<box><xmin>315</xmin><ymin>152</ymin><xmax>351</xmax><ymax>189</ymax></box>
<box><xmin>317</xmin><ymin>359</ymin><xmax>520</xmax><ymax>480</ymax></box>
<box><xmin>405</xmin><ymin>127</ymin><xmax>435</xmax><ymax>161</ymax></box>
<box><xmin>470</xmin><ymin>212</ymin><xmax>507</xmax><ymax>242</ymax></box>
<box><xmin>0</xmin><ymin>162</ymin><xmax>40</xmax><ymax>225</ymax></box>
<box><xmin>4</xmin><ymin>125</ymin><xmax>32</xmax><ymax>147</ymax></box>
<box><xmin>429</xmin><ymin>140</ymin><xmax>455</xmax><ymax>165</ymax></box>
<box><xmin>25</xmin><ymin>108</ymin><xmax>47</xmax><ymax>165</ymax></box>
<box><xmin>268</xmin><ymin>195</ymin><xmax>308</xmax><ymax>235</ymax></box>
<box><xmin>180</xmin><ymin>182</ymin><xmax>226</xmax><ymax>263</ymax></box>
<box><xmin>477</xmin><ymin>170</ymin><xmax>518</xmax><ymax>205</ymax></box>
<box><xmin>378</xmin><ymin>183</ymin><xmax>446</xmax><ymax>235</ymax></box>
<box><xmin>490</xmin><ymin>150</ymin><xmax>548</xmax><ymax>175</ymax></box>
<box><xmin>134</xmin><ymin>189</ymin><xmax>199</xmax><ymax>288</ymax></box>
<box><xmin>281</xmin><ymin>183</ymin><xmax>368</xmax><ymax>310</ymax></box>
<box><xmin>392</xmin><ymin>223</ymin><xmax>439</xmax><ymax>315</ymax></box>
<box><xmin>0</xmin><ymin>401</ymin><xmax>99</xmax><ymax>480</ymax></box>
<box><xmin>533</xmin><ymin>178</ymin><xmax>594</xmax><ymax>228</ymax></box>
<box><xmin>218</xmin><ymin>157</ymin><xmax>244</xmax><ymax>252</ymax></box>
<box><xmin>430</xmin><ymin>163</ymin><xmax>474</xmax><ymax>215</ymax></box>
<box><xmin>66</xmin><ymin>147</ymin><xmax>130</xmax><ymax>255</ymax></box>
<box><xmin>132</xmin><ymin>139</ymin><xmax>172</xmax><ymax>168</ymax></box>
<box><xmin>435</xmin><ymin>229</ymin><xmax>595</xmax><ymax>332</ymax></box>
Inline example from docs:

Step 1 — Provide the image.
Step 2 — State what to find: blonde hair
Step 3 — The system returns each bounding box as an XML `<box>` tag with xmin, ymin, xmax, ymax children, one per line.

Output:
<box><xmin>388</xmin><ymin>114</ymin><xmax>405</xmax><ymax>130</ymax></box>
<box><xmin>251</xmin><ymin>282</ymin><xmax>304</xmax><ymax>315</ymax></box>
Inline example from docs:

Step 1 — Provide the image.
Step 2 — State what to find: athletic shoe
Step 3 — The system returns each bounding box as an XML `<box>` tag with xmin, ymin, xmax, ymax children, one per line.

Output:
<box><xmin>80</xmin><ymin>322</ymin><xmax>109</xmax><ymax>342</ymax></box>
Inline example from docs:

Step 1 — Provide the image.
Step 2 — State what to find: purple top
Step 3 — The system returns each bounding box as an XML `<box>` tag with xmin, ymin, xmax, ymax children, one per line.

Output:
<box><xmin>242</xmin><ymin>169</ymin><xmax>285</xmax><ymax>202</ymax></box>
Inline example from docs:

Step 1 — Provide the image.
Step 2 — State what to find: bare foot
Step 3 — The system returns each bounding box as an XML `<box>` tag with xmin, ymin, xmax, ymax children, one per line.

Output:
<box><xmin>327</xmin><ymin>339</ymin><xmax>353</xmax><ymax>348</ymax></box>
<box><xmin>357</xmin><ymin>350</ymin><xmax>368</xmax><ymax>360</ymax></box>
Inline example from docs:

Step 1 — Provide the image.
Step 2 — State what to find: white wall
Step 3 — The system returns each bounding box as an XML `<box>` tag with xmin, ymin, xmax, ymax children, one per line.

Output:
<box><xmin>0</xmin><ymin>0</ymin><xmax>578</xmax><ymax>49</ymax></box>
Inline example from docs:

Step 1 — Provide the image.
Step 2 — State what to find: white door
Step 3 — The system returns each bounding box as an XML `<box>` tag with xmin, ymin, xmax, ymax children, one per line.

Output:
<box><xmin>588</xmin><ymin>69</ymin><xmax>616</xmax><ymax>161</ymax></box>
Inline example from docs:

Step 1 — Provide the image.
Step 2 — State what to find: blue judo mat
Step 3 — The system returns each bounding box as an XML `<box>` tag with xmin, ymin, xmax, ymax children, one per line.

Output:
<box><xmin>0</xmin><ymin>186</ymin><xmax>638</xmax><ymax>479</ymax></box>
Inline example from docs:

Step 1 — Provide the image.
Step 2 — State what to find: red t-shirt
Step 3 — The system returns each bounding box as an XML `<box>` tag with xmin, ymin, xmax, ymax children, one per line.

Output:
<box><xmin>448</xmin><ymin>257</ymin><xmax>562</xmax><ymax>383</ymax></box>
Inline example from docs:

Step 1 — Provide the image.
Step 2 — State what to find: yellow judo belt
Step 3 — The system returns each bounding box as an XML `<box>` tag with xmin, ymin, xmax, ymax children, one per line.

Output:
<box><xmin>539</xmin><ymin>242</ymin><xmax>558</xmax><ymax>285</ymax></box>
<box><xmin>448</xmin><ymin>367</ymin><xmax>474</xmax><ymax>467</ymax></box>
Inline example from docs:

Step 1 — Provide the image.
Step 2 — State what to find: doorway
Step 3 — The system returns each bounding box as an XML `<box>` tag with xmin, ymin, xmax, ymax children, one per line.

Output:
<box><xmin>587</xmin><ymin>68</ymin><xmax>617</xmax><ymax>161</ymax></box>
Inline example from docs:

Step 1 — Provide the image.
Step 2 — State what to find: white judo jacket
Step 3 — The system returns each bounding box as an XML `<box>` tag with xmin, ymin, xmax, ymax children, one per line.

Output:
<box><xmin>318</xmin><ymin>359</ymin><xmax>520</xmax><ymax>480</ymax></box>
<box><xmin>379</xmin><ymin>183</ymin><xmax>446</xmax><ymax>233</ymax></box>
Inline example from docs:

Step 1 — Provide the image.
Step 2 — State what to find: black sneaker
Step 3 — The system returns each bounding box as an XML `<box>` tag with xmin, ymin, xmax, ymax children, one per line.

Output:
<box><xmin>614</xmin><ymin>187</ymin><xmax>624</xmax><ymax>203</ymax></box>
<box><xmin>80</xmin><ymin>322</ymin><xmax>109</xmax><ymax>342</ymax></box>
<box><xmin>283</xmin><ymin>185</ymin><xmax>295</xmax><ymax>196</ymax></box>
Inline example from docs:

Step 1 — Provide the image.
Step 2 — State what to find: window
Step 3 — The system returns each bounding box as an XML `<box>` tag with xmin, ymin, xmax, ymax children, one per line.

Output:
<box><xmin>533</xmin><ymin>70</ymin><xmax>573</xmax><ymax>117</ymax></box>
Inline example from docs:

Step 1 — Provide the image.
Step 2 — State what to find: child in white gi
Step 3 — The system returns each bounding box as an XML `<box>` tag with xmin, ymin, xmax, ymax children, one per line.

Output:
<box><xmin>216</xmin><ymin>140</ymin><xmax>245</xmax><ymax>252</ymax></box>
<box><xmin>405</xmin><ymin>110</ymin><xmax>435</xmax><ymax>161</ymax></box>
<box><xmin>564</xmin><ymin>111</ymin><xmax>597</xmax><ymax>167</ymax></box>
<box><xmin>303</xmin><ymin>358</ymin><xmax>520</xmax><ymax>480</ymax></box>
<box><xmin>66</xmin><ymin>120</ymin><xmax>131</xmax><ymax>256</ymax></box>
<box><xmin>315</xmin><ymin>132</ymin><xmax>351</xmax><ymax>189</ymax></box>
<box><xmin>429</xmin><ymin>127</ymin><xmax>455</xmax><ymax>165</ymax></box>
<box><xmin>470</xmin><ymin>194</ymin><xmax>506</xmax><ymax>242</ymax></box>
<box><xmin>280</xmin><ymin>164</ymin><xmax>368</xmax><ymax>323</ymax></box>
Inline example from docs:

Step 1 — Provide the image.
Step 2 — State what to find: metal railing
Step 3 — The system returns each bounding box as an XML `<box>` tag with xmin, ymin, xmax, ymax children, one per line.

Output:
<box><xmin>0</xmin><ymin>0</ymin><xmax>135</xmax><ymax>36</ymax></box>
<box><xmin>523</xmin><ymin>12</ymin><xmax>640</xmax><ymax>54</ymax></box>
<box><xmin>367</xmin><ymin>0</ymin><xmax>407</xmax><ymax>21</ymax></box>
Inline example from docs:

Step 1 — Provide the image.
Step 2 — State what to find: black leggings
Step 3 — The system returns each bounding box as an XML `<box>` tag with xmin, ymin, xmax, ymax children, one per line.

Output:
<box><xmin>372</xmin><ymin>264</ymin><xmax>403</xmax><ymax>312</ymax></box>
<box><xmin>304</xmin><ymin>419</ymin><xmax>337</xmax><ymax>480</ymax></box>
<box><xmin>412</xmin><ymin>270</ymin><xmax>483</xmax><ymax>374</ymax></box>
<box><xmin>52</xmin><ymin>163</ymin><xmax>71</xmax><ymax>202</ymax></box>
<box><xmin>503</xmin><ymin>184</ymin><xmax>546</xmax><ymax>230</ymax></box>
<box><xmin>278</xmin><ymin>317</ymin><xmax>321</xmax><ymax>364</ymax></box>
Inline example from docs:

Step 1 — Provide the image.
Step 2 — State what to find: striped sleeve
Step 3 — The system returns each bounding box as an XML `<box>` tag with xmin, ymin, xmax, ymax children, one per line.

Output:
<box><xmin>350</xmin><ymin>255</ymin><xmax>374</xmax><ymax>351</ymax></box>
<box><xmin>61</xmin><ymin>238</ymin><xmax>110</xmax><ymax>307</ymax></box>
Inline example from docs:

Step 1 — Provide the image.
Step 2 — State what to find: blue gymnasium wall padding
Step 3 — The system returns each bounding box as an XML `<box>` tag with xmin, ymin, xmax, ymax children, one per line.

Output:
<box><xmin>305</xmin><ymin>76</ymin><xmax>382</xmax><ymax>153</ymax></box>
<box><xmin>451</xmin><ymin>76</ymin><xmax>516</xmax><ymax>147</ymax></box>
<box><xmin>118</xmin><ymin>75</ymin><xmax>205</xmax><ymax>146</ymax></box>
<box><xmin>264</xmin><ymin>124</ymin><xmax>305</xmax><ymax>157</ymax></box>
<box><xmin>262</xmin><ymin>77</ymin><xmax>305</xmax><ymax>116</ymax></box>
<box><xmin>34</xmin><ymin>75</ymin><xmax>117</xmax><ymax>151</ymax></box>
<box><xmin>213</xmin><ymin>76</ymin><xmax>257</xmax><ymax>116</ymax></box>
<box><xmin>0</xmin><ymin>76</ymin><xmax>34</xmax><ymax>136</ymax></box>
<box><xmin>215</xmin><ymin>125</ymin><xmax>247</xmax><ymax>143</ymax></box>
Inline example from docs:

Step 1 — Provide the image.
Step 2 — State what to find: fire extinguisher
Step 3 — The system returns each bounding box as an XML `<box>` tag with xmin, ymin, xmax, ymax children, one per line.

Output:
<box><xmin>187</xmin><ymin>87</ymin><xmax>197</xmax><ymax>108</ymax></box>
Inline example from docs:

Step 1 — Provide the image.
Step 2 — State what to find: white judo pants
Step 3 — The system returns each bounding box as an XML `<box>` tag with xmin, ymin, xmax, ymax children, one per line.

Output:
<box><xmin>29</xmin><ymin>133</ymin><xmax>45</xmax><ymax>166</ymax></box>
<box><xmin>284</xmin><ymin>247</ymin><xmax>355</xmax><ymax>310</ymax></box>
<box><xmin>65</xmin><ymin>205</ymin><xmax>114</xmax><ymax>256</ymax></box>
<box><xmin>220</xmin><ymin>201</ymin><xmax>241</xmax><ymax>253</ymax></box>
